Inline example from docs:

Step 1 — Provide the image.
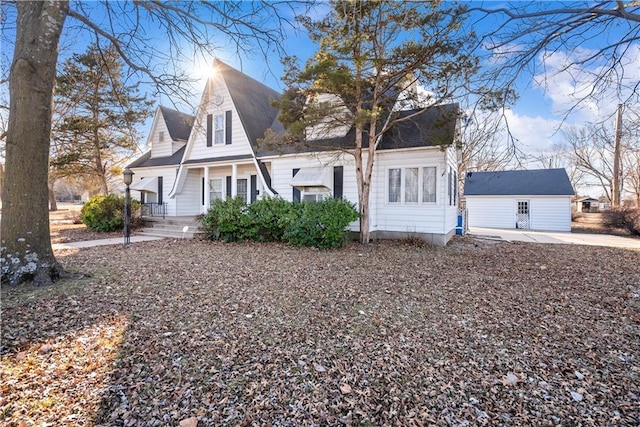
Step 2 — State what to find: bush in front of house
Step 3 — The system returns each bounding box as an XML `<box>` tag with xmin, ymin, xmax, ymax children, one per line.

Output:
<box><xmin>602</xmin><ymin>207</ymin><xmax>640</xmax><ymax>235</ymax></box>
<box><xmin>201</xmin><ymin>196</ymin><xmax>248</xmax><ymax>242</ymax></box>
<box><xmin>80</xmin><ymin>194</ymin><xmax>140</xmax><ymax>232</ymax></box>
<box><xmin>245</xmin><ymin>196</ymin><xmax>295</xmax><ymax>242</ymax></box>
<box><xmin>200</xmin><ymin>197</ymin><xmax>358</xmax><ymax>248</ymax></box>
<box><xmin>283</xmin><ymin>198</ymin><xmax>359</xmax><ymax>249</ymax></box>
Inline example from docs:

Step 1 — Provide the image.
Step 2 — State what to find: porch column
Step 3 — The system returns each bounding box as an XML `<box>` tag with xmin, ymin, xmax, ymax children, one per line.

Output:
<box><xmin>231</xmin><ymin>164</ymin><xmax>238</xmax><ymax>197</ymax></box>
<box><xmin>203</xmin><ymin>166</ymin><xmax>210</xmax><ymax>210</ymax></box>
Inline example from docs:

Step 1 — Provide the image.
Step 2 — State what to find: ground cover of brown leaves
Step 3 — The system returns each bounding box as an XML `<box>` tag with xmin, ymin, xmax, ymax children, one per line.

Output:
<box><xmin>50</xmin><ymin>223</ymin><xmax>122</xmax><ymax>244</ymax></box>
<box><xmin>1</xmin><ymin>237</ymin><xmax>639</xmax><ymax>426</ymax></box>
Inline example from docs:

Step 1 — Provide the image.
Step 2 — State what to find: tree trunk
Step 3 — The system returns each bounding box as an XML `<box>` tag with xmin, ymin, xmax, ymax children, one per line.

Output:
<box><xmin>1</xmin><ymin>1</ymin><xmax>69</xmax><ymax>286</ymax></box>
<box><xmin>48</xmin><ymin>178</ymin><xmax>58</xmax><ymax>211</ymax></box>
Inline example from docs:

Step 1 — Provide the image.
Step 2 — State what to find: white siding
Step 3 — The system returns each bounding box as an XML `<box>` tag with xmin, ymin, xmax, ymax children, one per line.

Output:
<box><xmin>466</xmin><ymin>195</ymin><xmax>572</xmax><ymax>231</ymax></box>
<box><xmin>176</xmin><ymin>169</ymin><xmax>203</xmax><ymax>216</ymax></box>
<box><xmin>372</xmin><ymin>148</ymin><xmax>451</xmax><ymax>235</ymax></box>
<box><xmin>130</xmin><ymin>166</ymin><xmax>178</xmax><ymax>216</ymax></box>
<box><xmin>186</xmin><ymin>78</ymin><xmax>254</xmax><ymax>162</ymax></box>
<box><xmin>150</xmin><ymin>113</ymin><xmax>173</xmax><ymax>158</ymax></box>
<box><xmin>269</xmin><ymin>153</ymin><xmax>356</xmax><ymax>203</ymax></box>
<box><xmin>466</xmin><ymin>197</ymin><xmax>516</xmax><ymax>229</ymax></box>
<box><xmin>530</xmin><ymin>197</ymin><xmax>572</xmax><ymax>231</ymax></box>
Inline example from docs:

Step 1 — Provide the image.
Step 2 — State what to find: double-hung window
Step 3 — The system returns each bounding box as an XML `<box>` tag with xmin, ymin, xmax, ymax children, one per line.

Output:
<box><xmin>236</xmin><ymin>178</ymin><xmax>248</xmax><ymax>203</ymax></box>
<box><xmin>423</xmin><ymin>167</ymin><xmax>436</xmax><ymax>203</ymax></box>
<box><xmin>388</xmin><ymin>166</ymin><xmax>437</xmax><ymax>204</ymax></box>
<box><xmin>214</xmin><ymin>114</ymin><xmax>224</xmax><ymax>145</ymax></box>
<box><xmin>388</xmin><ymin>168</ymin><xmax>402</xmax><ymax>203</ymax></box>
<box><xmin>209</xmin><ymin>178</ymin><xmax>223</xmax><ymax>203</ymax></box>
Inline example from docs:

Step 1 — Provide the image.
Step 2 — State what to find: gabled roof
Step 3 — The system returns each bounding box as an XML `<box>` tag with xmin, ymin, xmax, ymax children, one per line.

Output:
<box><xmin>159</xmin><ymin>105</ymin><xmax>194</xmax><ymax>141</ymax></box>
<box><xmin>464</xmin><ymin>168</ymin><xmax>575</xmax><ymax>196</ymax></box>
<box><xmin>216</xmin><ymin>59</ymin><xmax>280</xmax><ymax>148</ymax></box>
<box><xmin>256</xmin><ymin>103</ymin><xmax>459</xmax><ymax>157</ymax></box>
<box><xmin>127</xmin><ymin>146</ymin><xmax>185</xmax><ymax>168</ymax></box>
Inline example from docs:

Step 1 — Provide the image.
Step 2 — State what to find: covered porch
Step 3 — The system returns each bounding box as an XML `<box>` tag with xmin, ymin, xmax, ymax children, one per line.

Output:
<box><xmin>175</xmin><ymin>157</ymin><xmax>273</xmax><ymax>214</ymax></box>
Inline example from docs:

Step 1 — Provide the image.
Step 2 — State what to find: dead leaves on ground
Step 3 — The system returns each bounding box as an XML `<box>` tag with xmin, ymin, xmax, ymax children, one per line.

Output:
<box><xmin>1</xmin><ymin>238</ymin><xmax>639</xmax><ymax>425</ymax></box>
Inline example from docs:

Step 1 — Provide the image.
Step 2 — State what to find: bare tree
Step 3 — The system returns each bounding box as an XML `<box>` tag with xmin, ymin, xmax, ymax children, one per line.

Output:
<box><xmin>470</xmin><ymin>1</ymin><xmax>640</xmax><ymax>119</ymax></box>
<box><xmin>1</xmin><ymin>1</ymin><xmax>309</xmax><ymax>286</ymax></box>
<box><xmin>529</xmin><ymin>143</ymin><xmax>585</xmax><ymax>195</ymax></box>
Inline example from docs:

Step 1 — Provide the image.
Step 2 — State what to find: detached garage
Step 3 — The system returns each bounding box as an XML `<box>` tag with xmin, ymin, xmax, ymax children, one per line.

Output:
<box><xmin>463</xmin><ymin>168</ymin><xmax>575</xmax><ymax>232</ymax></box>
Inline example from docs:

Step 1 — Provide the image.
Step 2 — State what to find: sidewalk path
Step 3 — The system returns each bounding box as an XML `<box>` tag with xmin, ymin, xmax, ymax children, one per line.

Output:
<box><xmin>52</xmin><ymin>235</ymin><xmax>164</xmax><ymax>250</ymax></box>
<box><xmin>469</xmin><ymin>227</ymin><xmax>640</xmax><ymax>250</ymax></box>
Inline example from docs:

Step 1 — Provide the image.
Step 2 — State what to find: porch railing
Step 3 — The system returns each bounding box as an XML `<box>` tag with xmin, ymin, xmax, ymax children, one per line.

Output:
<box><xmin>142</xmin><ymin>202</ymin><xmax>167</xmax><ymax>218</ymax></box>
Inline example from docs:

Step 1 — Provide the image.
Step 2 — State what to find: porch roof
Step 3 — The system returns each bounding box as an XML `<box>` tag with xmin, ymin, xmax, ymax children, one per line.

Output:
<box><xmin>182</xmin><ymin>154</ymin><xmax>253</xmax><ymax>166</ymax></box>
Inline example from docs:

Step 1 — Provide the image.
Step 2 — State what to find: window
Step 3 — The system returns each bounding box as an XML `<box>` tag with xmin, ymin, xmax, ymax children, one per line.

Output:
<box><xmin>517</xmin><ymin>201</ymin><xmax>529</xmax><ymax>215</ymax></box>
<box><xmin>237</xmin><ymin>178</ymin><xmax>248</xmax><ymax>202</ymax></box>
<box><xmin>388</xmin><ymin>168</ymin><xmax>401</xmax><ymax>203</ymax></box>
<box><xmin>209</xmin><ymin>178</ymin><xmax>223</xmax><ymax>203</ymax></box>
<box><xmin>158</xmin><ymin>131</ymin><xmax>164</xmax><ymax>142</ymax></box>
<box><xmin>302</xmin><ymin>188</ymin><xmax>331</xmax><ymax>202</ymax></box>
<box><xmin>388</xmin><ymin>167</ymin><xmax>437</xmax><ymax>204</ymax></box>
<box><xmin>405</xmin><ymin>168</ymin><xmax>419</xmax><ymax>203</ymax></box>
<box><xmin>214</xmin><ymin>114</ymin><xmax>224</xmax><ymax>144</ymax></box>
<box><xmin>423</xmin><ymin>167</ymin><xmax>436</xmax><ymax>203</ymax></box>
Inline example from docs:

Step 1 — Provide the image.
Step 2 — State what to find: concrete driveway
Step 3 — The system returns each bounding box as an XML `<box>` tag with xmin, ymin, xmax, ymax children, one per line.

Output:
<box><xmin>468</xmin><ymin>227</ymin><xmax>640</xmax><ymax>250</ymax></box>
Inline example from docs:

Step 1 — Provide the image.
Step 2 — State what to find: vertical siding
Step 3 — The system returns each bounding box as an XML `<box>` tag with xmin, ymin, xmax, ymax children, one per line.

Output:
<box><xmin>530</xmin><ymin>197</ymin><xmax>572</xmax><ymax>231</ymax></box>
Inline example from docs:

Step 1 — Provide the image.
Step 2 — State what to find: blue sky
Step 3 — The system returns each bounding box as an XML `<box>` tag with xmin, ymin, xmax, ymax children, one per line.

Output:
<box><xmin>1</xmin><ymin>1</ymin><xmax>637</xmax><ymax>162</ymax></box>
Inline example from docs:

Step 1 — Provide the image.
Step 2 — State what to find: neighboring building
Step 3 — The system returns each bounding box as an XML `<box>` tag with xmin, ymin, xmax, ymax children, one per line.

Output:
<box><xmin>129</xmin><ymin>60</ymin><xmax>461</xmax><ymax>245</ymax></box>
<box><xmin>463</xmin><ymin>168</ymin><xmax>575</xmax><ymax>232</ymax></box>
<box><xmin>574</xmin><ymin>197</ymin><xmax>601</xmax><ymax>213</ymax></box>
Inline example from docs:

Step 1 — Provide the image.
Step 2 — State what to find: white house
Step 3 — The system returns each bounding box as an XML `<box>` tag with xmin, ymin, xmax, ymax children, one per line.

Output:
<box><xmin>463</xmin><ymin>168</ymin><xmax>575</xmax><ymax>232</ymax></box>
<box><xmin>129</xmin><ymin>60</ymin><xmax>461</xmax><ymax>245</ymax></box>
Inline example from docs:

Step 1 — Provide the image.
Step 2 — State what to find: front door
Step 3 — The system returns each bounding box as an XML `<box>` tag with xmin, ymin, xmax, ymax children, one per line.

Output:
<box><xmin>516</xmin><ymin>200</ymin><xmax>530</xmax><ymax>229</ymax></box>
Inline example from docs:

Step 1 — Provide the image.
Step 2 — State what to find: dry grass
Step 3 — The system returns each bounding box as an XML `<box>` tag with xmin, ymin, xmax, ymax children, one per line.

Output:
<box><xmin>1</xmin><ymin>236</ymin><xmax>639</xmax><ymax>426</ymax></box>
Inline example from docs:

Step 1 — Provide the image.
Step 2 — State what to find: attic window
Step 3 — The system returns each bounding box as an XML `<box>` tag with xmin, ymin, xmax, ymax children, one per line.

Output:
<box><xmin>159</xmin><ymin>131</ymin><xmax>164</xmax><ymax>142</ymax></box>
<box><xmin>214</xmin><ymin>114</ymin><xmax>224</xmax><ymax>144</ymax></box>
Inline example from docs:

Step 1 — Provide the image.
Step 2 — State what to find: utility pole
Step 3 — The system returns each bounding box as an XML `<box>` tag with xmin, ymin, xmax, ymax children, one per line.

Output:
<box><xmin>612</xmin><ymin>104</ymin><xmax>623</xmax><ymax>207</ymax></box>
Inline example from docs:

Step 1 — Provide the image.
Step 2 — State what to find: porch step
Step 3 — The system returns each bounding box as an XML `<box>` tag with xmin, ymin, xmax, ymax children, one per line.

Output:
<box><xmin>138</xmin><ymin>216</ymin><xmax>205</xmax><ymax>239</ymax></box>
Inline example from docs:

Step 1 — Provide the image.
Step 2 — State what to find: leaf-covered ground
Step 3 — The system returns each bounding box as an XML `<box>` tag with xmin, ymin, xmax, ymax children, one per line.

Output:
<box><xmin>2</xmin><ymin>237</ymin><xmax>639</xmax><ymax>426</ymax></box>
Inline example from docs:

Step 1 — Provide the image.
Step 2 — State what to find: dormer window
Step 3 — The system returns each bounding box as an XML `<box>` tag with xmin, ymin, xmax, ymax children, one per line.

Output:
<box><xmin>158</xmin><ymin>131</ymin><xmax>164</xmax><ymax>142</ymax></box>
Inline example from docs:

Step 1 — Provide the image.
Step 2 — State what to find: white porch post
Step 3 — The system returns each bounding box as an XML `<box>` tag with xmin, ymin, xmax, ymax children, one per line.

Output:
<box><xmin>203</xmin><ymin>166</ymin><xmax>210</xmax><ymax>211</ymax></box>
<box><xmin>231</xmin><ymin>164</ymin><xmax>238</xmax><ymax>198</ymax></box>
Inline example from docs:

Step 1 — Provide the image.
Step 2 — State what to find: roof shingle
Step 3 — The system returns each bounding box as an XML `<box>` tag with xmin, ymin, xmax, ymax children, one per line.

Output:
<box><xmin>463</xmin><ymin>168</ymin><xmax>575</xmax><ymax>196</ymax></box>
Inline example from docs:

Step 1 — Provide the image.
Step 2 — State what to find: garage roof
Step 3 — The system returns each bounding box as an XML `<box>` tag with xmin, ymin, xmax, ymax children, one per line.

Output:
<box><xmin>464</xmin><ymin>168</ymin><xmax>575</xmax><ymax>196</ymax></box>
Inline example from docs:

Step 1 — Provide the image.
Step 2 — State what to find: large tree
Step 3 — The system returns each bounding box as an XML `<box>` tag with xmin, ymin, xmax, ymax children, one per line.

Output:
<box><xmin>1</xmin><ymin>1</ymin><xmax>305</xmax><ymax>286</ymax></box>
<box><xmin>52</xmin><ymin>43</ymin><xmax>153</xmax><ymax>195</ymax></box>
<box><xmin>269</xmin><ymin>0</ymin><xmax>491</xmax><ymax>244</ymax></box>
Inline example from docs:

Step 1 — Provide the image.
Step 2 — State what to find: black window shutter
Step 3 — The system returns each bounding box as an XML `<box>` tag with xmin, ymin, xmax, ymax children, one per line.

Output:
<box><xmin>141</xmin><ymin>192</ymin><xmax>145</xmax><ymax>204</ymax></box>
<box><xmin>333</xmin><ymin>166</ymin><xmax>343</xmax><ymax>199</ymax></box>
<box><xmin>250</xmin><ymin>174</ymin><xmax>257</xmax><ymax>203</ymax></box>
<box><xmin>201</xmin><ymin>177</ymin><xmax>205</xmax><ymax>205</ymax></box>
<box><xmin>206</xmin><ymin>114</ymin><xmax>213</xmax><ymax>147</ymax></box>
<box><xmin>292</xmin><ymin>168</ymin><xmax>300</xmax><ymax>202</ymax></box>
<box><xmin>225</xmin><ymin>110</ymin><xmax>232</xmax><ymax>145</ymax></box>
<box><xmin>226</xmin><ymin>176</ymin><xmax>232</xmax><ymax>198</ymax></box>
<box><xmin>157</xmin><ymin>176</ymin><xmax>163</xmax><ymax>205</ymax></box>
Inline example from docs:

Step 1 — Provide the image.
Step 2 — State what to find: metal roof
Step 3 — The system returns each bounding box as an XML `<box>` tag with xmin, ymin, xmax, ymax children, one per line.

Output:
<box><xmin>463</xmin><ymin>168</ymin><xmax>575</xmax><ymax>196</ymax></box>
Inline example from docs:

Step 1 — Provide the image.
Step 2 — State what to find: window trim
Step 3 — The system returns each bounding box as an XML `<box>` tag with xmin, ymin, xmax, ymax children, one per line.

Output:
<box><xmin>387</xmin><ymin>166</ymin><xmax>438</xmax><ymax>205</ymax></box>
